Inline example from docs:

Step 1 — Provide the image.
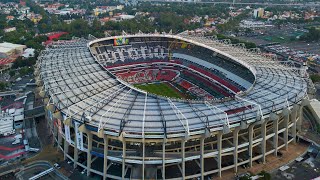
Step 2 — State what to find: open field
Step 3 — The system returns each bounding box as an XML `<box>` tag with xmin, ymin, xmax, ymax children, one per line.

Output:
<box><xmin>134</xmin><ymin>82</ymin><xmax>184</xmax><ymax>99</ymax></box>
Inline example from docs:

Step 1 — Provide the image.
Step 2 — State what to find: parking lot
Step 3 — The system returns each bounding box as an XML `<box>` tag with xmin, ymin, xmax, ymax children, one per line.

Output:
<box><xmin>0</xmin><ymin>133</ymin><xmax>26</xmax><ymax>165</ymax></box>
<box><xmin>263</xmin><ymin>43</ymin><xmax>320</xmax><ymax>63</ymax></box>
<box><xmin>272</xmin><ymin>145</ymin><xmax>320</xmax><ymax>180</ymax></box>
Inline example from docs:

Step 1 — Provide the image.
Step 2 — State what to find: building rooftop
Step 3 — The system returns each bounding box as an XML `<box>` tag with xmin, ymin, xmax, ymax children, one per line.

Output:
<box><xmin>0</xmin><ymin>46</ymin><xmax>13</xmax><ymax>54</ymax></box>
<box><xmin>0</xmin><ymin>42</ymin><xmax>26</xmax><ymax>49</ymax></box>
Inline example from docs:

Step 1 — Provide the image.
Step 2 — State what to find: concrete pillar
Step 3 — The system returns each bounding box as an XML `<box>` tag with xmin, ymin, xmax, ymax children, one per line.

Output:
<box><xmin>297</xmin><ymin>105</ymin><xmax>303</xmax><ymax>132</ymax></box>
<box><xmin>87</xmin><ymin>133</ymin><xmax>93</xmax><ymax>176</ymax></box>
<box><xmin>261</xmin><ymin>121</ymin><xmax>267</xmax><ymax>164</ymax></box>
<box><xmin>46</xmin><ymin>112</ymin><xmax>50</xmax><ymax>129</ymax></box>
<box><xmin>233</xmin><ymin>128</ymin><xmax>240</xmax><ymax>173</ymax></box>
<box><xmin>142</xmin><ymin>142</ymin><xmax>145</xmax><ymax>180</ymax></box>
<box><xmin>53</xmin><ymin>122</ymin><xmax>58</xmax><ymax>143</ymax></box>
<box><xmin>57</xmin><ymin>131</ymin><xmax>62</xmax><ymax>151</ymax></box>
<box><xmin>103</xmin><ymin>135</ymin><xmax>108</xmax><ymax>180</ymax></box>
<box><xmin>64</xmin><ymin>139</ymin><xmax>69</xmax><ymax>160</ymax></box>
<box><xmin>217</xmin><ymin>132</ymin><xmax>222</xmax><ymax>177</ymax></box>
<box><xmin>283</xmin><ymin>109</ymin><xmax>290</xmax><ymax>151</ymax></box>
<box><xmin>181</xmin><ymin>140</ymin><xmax>185</xmax><ymax>180</ymax></box>
<box><xmin>200</xmin><ymin>137</ymin><xmax>205</xmax><ymax>180</ymax></box>
<box><xmin>73</xmin><ymin>138</ymin><xmax>78</xmax><ymax>169</ymax></box>
<box><xmin>51</xmin><ymin>114</ymin><xmax>55</xmax><ymax>128</ymax></box>
<box><xmin>122</xmin><ymin>140</ymin><xmax>126</xmax><ymax>179</ymax></box>
<box><xmin>271</xmin><ymin>114</ymin><xmax>279</xmax><ymax>156</ymax></box>
<box><xmin>291</xmin><ymin>105</ymin><xmax>298</xmax><ymax>143</ymax></box>
<box><xmin>162</xmin><ymin>140</ymin><xmax>166</xmax><ymax>180</ymax></box>
<box><xmin>248</xmin><ymin>124</ymin><xmax>254</xmax><ymax>168</ymax></box>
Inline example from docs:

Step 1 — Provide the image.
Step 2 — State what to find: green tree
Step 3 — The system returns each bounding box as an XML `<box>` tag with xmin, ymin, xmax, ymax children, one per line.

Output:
<box><xmin>258</xmin><ymin>171</ymin><xmax>271</xmax><ymax>180</ymax></box>
<box><xmin>301</xmin><ymin>27</ymin><xmax>320</xmax><ymax>42</ymax></box>
<box><xmin>0</xmin><ymin>82</ymin><xmax>8</xmax><ymax>91</ymax></box>
<box><xmin>9</xmin><ymin>70</ymin><xmax>15</xmax><ymax>77</ymax></box>
<box><xmin>310</xmin><ymin>74</ymin><xmax>320</xmax><ymax>83</ymax></box>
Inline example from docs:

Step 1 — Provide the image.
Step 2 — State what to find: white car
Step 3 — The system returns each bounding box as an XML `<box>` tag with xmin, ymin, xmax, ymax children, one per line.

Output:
<box><xmin>54</xmin><ymin>163</ymin><xmax>60</xmax><ymax>169</ymax></box>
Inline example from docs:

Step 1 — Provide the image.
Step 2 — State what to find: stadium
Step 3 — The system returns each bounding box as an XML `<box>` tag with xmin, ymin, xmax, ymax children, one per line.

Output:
<box><xmin>35</xmin><ymin>33</ymin><xmax>313</xmax><ymax>180</ymax></box>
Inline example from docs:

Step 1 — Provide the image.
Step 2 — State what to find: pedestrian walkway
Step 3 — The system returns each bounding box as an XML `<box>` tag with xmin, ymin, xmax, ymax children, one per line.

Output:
<box><xmin>211</xmin><ymin>142</ymin><xmax>309</xmax><ymax>180</ymax></box>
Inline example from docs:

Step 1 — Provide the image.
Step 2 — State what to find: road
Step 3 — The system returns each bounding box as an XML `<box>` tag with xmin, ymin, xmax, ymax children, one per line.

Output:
<box><xmin>15</xmin><ymin>161</ymin><xmax>67</xmax><ymax>180</ymax></box>
<box><xmin>139</xmin><ymin>0</ymin><xmax>320</xmax><ymax>7</ymax></box>
<box><xmin>299</xmin><ymin>107</ymin><xmax>320</xmax><ymax>147</ymax></box>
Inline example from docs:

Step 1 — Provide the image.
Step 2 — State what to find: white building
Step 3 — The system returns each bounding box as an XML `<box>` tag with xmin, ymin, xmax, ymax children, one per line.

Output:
<box><xmin>4</xmin><ymin>27</ymin><xmax>16</xmax><ymax>33</ymax></box>
<box><xmin>22</xmin><ymin>48</ymin><xmax>35</xmax><ymax>58</ymax></box>
<box><xmin>240</xmin><ymin>20</ymin><xmax>273</xmax><ymax>29</ymax></box>
<box><xmin>253</xmin><ymin>8</ymin><xmax>264</xmax><ymax>18</ymax></box>
<box><xmin>119</xmin><ymin>14</ymin><xmax>135</xmax><ymax>20</ymax></box>
<box><xmin>0</xmin><ymin>106</ymin><xmax>23</xmax><ymax>136</ymax></box>
<box><xmin>0</xmin><ymin>114</ymin><xmax>14</xmax><ymax>136</ymax></box>
<box><xmin>0</xmin><ymin>42</ymin><xmax>27</xmax><ymax>56</ymax></box>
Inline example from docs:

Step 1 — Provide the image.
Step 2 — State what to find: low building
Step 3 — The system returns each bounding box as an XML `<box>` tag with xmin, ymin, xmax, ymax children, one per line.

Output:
<box><xmin>253</xmin><ymin>8</ymin><xmax>264</xmax><ymax>18</ymax></box>
<box><xmin>110</xmin><ymin>14</ymin><xmax>135</xmax><ymax>22</ymax></box>
<box><xmin>0</xmin><ymin>43</ymin><xmax>26</xmax><ymax>72</ymax></box>
<box><xmin>0</xmin><ymin>102</ymin><xmax>25</xmax><ymax>133</ymax></box>
<box><xmin>100</xmin><ymin>17</ymin><xmax>110</xmax><ymax>25</ymax></box>
<box><xmin>26</xmin><ymin>13</ymin><xmax>42</xmax><ymax>24</ymax></box>
<box><xmin>0</xmin><ymin>46</ymin><xmax>15</xmax><ymax>58</ymax></box>
<box><xmin>239</xmin><ymin>20</ymin><xmax>273</xmax><ymax>29</ymax></box>
<box><xmin>22</xmin><ymin>48</ymin><xmax>35</xmax><ymax>58</ymax></box>
<box><xmin>6</xmin><ymin>15</ymin><xmax>14</xmax><ymax>21</ymax></box>
<box><xmin>0</xmin><ymin>42</ymin><xmax>27</xmax><ymax>56</ymax></box>
<box><xmin>4</xmin><ymin>27</ymin><xmax>16</xmax><ymax>33</ymax></box>
<box><xmin>0</xmin><ymin>56</ymin><xmax>16</xmax><ymax>72</ymax></box>
<box><xmin>0</xmin><ymin>111</ymin><xmax>15</xmax><ymax>136</ymax></box>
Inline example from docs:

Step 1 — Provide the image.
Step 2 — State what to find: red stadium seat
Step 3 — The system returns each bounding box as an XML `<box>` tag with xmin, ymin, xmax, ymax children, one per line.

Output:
<box><xmin>188</xmin><ymin>65</ymin><xmax>240</xmax><ymax>93</ymax></box>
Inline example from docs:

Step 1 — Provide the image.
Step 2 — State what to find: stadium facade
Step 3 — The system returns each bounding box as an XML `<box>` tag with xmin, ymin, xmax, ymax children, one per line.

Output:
<box><xmin>35</xmin><ymin>33</ymin><xmax>314</xmax><ymax>180</ymax></box>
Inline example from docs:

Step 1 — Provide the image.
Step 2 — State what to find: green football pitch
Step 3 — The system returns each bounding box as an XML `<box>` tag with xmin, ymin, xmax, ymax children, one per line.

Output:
<box><xmin>134</xmin><ymin>82</ymin><xmax>184</xmax><ymax>99</ymax></box>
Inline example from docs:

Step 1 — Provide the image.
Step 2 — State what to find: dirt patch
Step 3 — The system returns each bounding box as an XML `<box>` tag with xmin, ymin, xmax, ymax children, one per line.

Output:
<box><xmin>22</xmin><ymin>145</ymin><xmax>63</xmax><ymax>165</ymax></box>
<box><xmin>23</xmin><ymin>116</ymin><xmax>63</xmax><ymax>165</ymax></box>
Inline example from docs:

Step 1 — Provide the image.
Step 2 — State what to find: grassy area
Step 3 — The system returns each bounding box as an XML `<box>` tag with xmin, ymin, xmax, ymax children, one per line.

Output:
<box><xmin>134</xmin><ymin>82</ymin><xmax>184</xmax><ymax>99</ymax></box>
<box><xmin>263</xmin><ymin>35</ymin><xmax>293</xmax><ymax>43</ymax></box>
<box><xmin>263</xmin><ymin>31</ymin><xmax>304</xmax><ymax>43</ymax></box>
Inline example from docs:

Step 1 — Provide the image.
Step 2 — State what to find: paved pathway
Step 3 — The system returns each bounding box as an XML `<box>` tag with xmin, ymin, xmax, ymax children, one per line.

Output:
<box><xmin>211</xmin><ymin>143</ymin><xmax>309</xmax><ymax>180</ymax></box>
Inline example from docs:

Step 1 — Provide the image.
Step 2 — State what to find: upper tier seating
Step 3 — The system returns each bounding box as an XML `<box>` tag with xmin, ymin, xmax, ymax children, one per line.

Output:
<box><xmin>115</xmin><ymin>68</ymin><xmax>179</xmax><ymax>84</ymax></box>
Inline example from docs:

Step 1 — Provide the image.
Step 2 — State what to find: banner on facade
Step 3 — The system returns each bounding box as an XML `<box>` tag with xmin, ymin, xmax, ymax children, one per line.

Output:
<box><xmin>48</xmin><ymin>110</ymin><xmax>53</xmax><ymax>121</ymax></box>
<box><xmin>65</xmin><ymin>125</ymin><xmax>71</xmax><ymax>143</ymax></box>
<box><xmin>57</xmin><ymin>119</ymin><xmax>62</xmax><ymax>134</ymax></box>
<box><xmin>62</xmin><ymin>114</ymin><xmax>71</xmax><ymax>143</ymax></box>
<box><xmin>74</xmin><ymin>121</ymin><xmax>84</xmax><ymax>151</ymax></box>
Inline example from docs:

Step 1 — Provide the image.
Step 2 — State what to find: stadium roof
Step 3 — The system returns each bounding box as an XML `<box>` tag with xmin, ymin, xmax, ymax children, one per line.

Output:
<box><xmin>37</xmin><ymin>34</ymin><xmax>309</xmax><ymax>139</ymax></box>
